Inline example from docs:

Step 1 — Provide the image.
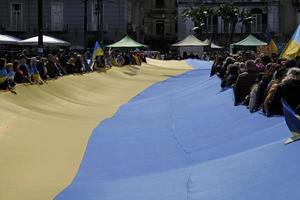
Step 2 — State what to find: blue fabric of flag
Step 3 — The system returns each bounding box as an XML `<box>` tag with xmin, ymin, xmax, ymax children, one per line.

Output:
<box><xmin>55</xmin><ymin>60</ymin><xmax>300</xmax><ymax>200</ymax></box>
<box><xmin>282</xmin><ymin>100</ymin><xmax>300</xmax><ymax>135</ymax></box>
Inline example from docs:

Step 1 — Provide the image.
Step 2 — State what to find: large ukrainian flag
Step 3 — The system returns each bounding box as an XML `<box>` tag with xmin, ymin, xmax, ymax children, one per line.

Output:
<box><xmin>281</xmin><ymin>25</ymin><xmax>300</xmax><ymax>60</ymax></box>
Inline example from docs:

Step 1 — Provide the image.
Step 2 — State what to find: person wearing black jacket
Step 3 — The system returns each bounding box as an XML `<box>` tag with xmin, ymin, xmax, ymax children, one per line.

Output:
<box><xmin>234</xmin><ymin>60</ymin><xmax>257</xmax><ymax>105</ymax></box>
<box><xmin>46</xmin><ymin>55</ymin><xmax>60</xmax><ymax>79</ymax></box>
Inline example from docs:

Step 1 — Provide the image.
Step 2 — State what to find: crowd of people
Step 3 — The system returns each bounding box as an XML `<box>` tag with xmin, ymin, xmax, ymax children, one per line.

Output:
<box><xmin>0</xmin><ymin>50</ymin><xmax>146</xmax><ymax>94</ymax></box>
<box><xmin>1</xmin><ymin>47</ymin><xmax>300</xmax><ymax>117</ymax></box>
<box><xmin>211</xmin><ymin>51</ymin><xmax>300</xmax><ymax>116</ymax></box>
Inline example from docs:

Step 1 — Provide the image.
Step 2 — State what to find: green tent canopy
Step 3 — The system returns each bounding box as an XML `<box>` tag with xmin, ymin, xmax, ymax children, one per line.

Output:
<box><xmin>231</xmin><ymin>34</ymin><xmax>267</xmax><ymax>47</ymax></box>
<box><xmin>107</xmin><ymin>35</ymin><xmax>148</xmax><ymax>48</ymax></box>
<box><xmin>172</xmin><ymin>35</ymin><xmax>208</xmax><ymax>47</ymax></box>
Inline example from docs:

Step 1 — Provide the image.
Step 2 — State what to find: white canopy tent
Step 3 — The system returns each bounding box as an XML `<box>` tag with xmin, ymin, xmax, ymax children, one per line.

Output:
<box><xmin>107</xmin><ymin>35</ymin><xmax>148</xmax><ymax>48</ymax></box>
<box><xmin>0</xmin><ymin>34</ymin><xmax>21</xmax><ymax>45</ymax></box>
<box><xmin>18</xmin><ymin>35</ymin><xmax>70</xmax><ymax>46</ymax></box>
<box><xmin>172</xmin><ymin>35</ymin><xmax>208</xmax><ymax>57</ymax></box>
<box><xmin>203</xmin><ymin>39</ymin><xmax>224</xmax><ymax>49</ymax></box>
<box><xmin>172</xmin><ymin>35</ymin><xmax>208</xmax><ymax>47</ymax></box>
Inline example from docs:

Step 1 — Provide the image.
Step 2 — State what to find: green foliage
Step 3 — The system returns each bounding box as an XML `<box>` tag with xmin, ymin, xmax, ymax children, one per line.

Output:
<box><xmin>182</xmin><ymin>2</ymin><xmax>254</xmax><ymax>44</ymax></box>
<box><xmin>182</xmin><ymin>4</ymin><xmax>213</xmax><ymax>35</ymax></box>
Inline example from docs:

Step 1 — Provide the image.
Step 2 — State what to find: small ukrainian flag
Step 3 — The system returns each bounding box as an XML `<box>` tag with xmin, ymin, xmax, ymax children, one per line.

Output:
<box><xmin>282</xmin><ymin>100</ymin><xmax>300</xmax><ymax>144</ymax></box>
<box><xmin>92</xmin><ymin>41</ymin><xmax>104</xmax><ymax>60</ymax></box>
<box><xmin>281</xmin><ymin>25</ymin><xmax>300</xmax><ymax>60</ymax></box>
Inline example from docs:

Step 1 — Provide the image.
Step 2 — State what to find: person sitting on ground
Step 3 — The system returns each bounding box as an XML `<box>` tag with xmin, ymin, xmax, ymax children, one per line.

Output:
<box><xmin>46</xmin><ymin>54</ymin><xmax>61</xmax><ymax>79</ymax></box>
<box><xmin>37</xmin><ymin>57</ymin><xmax>48</xmax><ymax>80</ymax></box>
<box><xmin>129</xmin><ymin>53</ymin><xmax>137</xmax><ymax>65</ymax></box>
<box><xmin>92</xmin><ymin>56</ymin><xmax>103</xmax><ymax>71</ymax></box>
<box><xmin>233</xmin><ymin>59</ymin><xmax>258</xmax><ymax>106</ymax></box>
<box><xmin>264</xmin><ymin>67</ymin><xmax>300</xmax><ymax>116</ymax></box>
<box><xmin>0</xmin><ymin>58</ymin><xmax>15</xmax><ymax>92</ymax></box>
<box><xmin>221</xmin><ymin>63</ymin><xmax>239</xmax><ymax>88</ymax></box>
<box><xmin>247</xmin><ymin>73</ymin><xmax>265</xmax><ymax>113</ymax></box>
<box><xmin>54</xmin><ymin>56</ymin><xmax>66</xmax><ymax>75</ymax></box>
<box><xmin>116</xmin><ymin>54</ymin><xmax>125</xmax><ymax>66</ymax></box>
<box><xmin>82</xmin><ymin>53</ymin><xmax>92</xmax><ymax>72</ymax></box>
<box><xmin>13</xmin><ymin>60</ymin><xmax>30</xmax><ymax>84</ymax></box>
<box><xmin>219</xmin><ymin>57</ymin><xmax>235</xmax><ymax>79</ymax></box>
<box><xmin>74</xmin><ymin>54</ymin><xmax>84</xmax><ymax>74</ymax></box>
<box><xmin>6</xmin><ymin>62</ymin><xmax>15</xmax><ymax>85</ymax></box>
<box><xmin>132</xmin><ymin>53</ymin><xmax>141</xmax><ymax>66</ymax></box>
<box><xmin>19</xmin><ymin>54</ymin><xmax>31</xmax><ymax>80</ymax></box>
<box><xmin>105</xmin><ymin>54</ymin><xmax>113</xmax><ymax>68</ymax></box>
<box><xmin>30</xmin><ymin>57</ymin><xmax>44</xmax><ymax>85</ymax></box>
<box><xmin>66</xmin><ymin>53</ymin><xmax>76</xmax><ymax>74</ymax></box>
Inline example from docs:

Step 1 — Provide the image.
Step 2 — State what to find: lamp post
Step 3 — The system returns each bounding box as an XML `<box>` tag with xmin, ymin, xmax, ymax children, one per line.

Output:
<box><xmin>38</xmin><ymin>0</ymin><xmax>43</xmax><ymax>55</ymax></box>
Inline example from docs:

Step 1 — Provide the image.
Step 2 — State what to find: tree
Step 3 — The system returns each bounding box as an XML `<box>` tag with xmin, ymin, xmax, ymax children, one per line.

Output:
<box><xmin>182</xmin><ymin>4</ymin><xmax>213</xmax><ymax>38</ymax></box>
<box><xmin>217</xmin><ymin>2</ymin><xmax>239</xmax><ymax>44</ymax></box>
<box><xmin>239</xmin><ymin>9</ymin><xmax>253</xmax><ymax>37</ymax></box>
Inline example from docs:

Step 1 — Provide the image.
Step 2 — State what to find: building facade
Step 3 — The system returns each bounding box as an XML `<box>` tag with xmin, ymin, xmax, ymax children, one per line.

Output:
<box><xmin>0</xmin><ymin>0</ymin><xmax>178</xmax><ymax>50</ymax></box>
<box><xmin>142</xmin><ymin>0</ymin><xmax>178</xmax><ymax>50</ymax></box>
<box><xmin>0</xmin><ymin>0</ymin><xmax>130</xmax><ymax>48</ymax></box>
<box><xmin>280</xmin><ymin>0</ymin><xmax>300</xmax><ymax>39</ymax></box>
<box><xmin>177</xmin><ymin>0</ymin><xmax>281</xmax><ymax>44</ymax></box>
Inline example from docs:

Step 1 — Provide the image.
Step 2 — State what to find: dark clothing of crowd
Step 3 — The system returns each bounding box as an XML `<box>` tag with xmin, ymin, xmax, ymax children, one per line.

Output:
<box><xmin>0</xmin><ymin>51</ymin><xmax>146</xmax><ymax>93</ymax></box>
<box><xmin>211</xmin><ymin>52</ymin><xmax>300</xmax><ymax>117</ymax></box>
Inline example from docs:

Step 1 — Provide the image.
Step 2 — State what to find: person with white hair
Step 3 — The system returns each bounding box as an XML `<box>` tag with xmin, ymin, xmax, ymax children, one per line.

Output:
<box><xmin>265</xmin><ymin>67</ymin><xmax>300</xmax><ymax>116</ymax></box>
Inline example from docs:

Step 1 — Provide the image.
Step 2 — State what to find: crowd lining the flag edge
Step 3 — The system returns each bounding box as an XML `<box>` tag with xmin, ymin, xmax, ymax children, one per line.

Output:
<box><xmin>0</xmin><ymin>42</ymin><xmax>300</xmax><ymax>120</ymax></box>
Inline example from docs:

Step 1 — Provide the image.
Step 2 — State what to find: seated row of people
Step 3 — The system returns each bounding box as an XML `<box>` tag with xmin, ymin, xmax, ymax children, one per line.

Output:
<box><xmin>0</xmin><ymin>51</ymin><xmax>146</xmax><ymax>93</ymax></box>
<box><xmin>212</xmin><ymin>52</ymin><xmax>300</xmax><ymax>117</ymax></box>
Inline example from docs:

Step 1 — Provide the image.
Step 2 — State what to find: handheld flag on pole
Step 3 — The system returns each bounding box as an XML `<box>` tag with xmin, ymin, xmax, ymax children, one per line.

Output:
<box><xmin>92</xmin><ymin>41</ymin><xmax>104</xmax><ymax>60</ymax></box>
<box><xmin>282</xmin><ymin>100</ymin><xmax>300</xmax><ymax>145</ymax></box>
<box><xmin>280</xmin><ymin>25</ymin><xmax>300</xmax><ymax>60</ymax></box>
<box><xmin>257</xmin><ymin>29</ymin><xmax>278</xmax><ymax>55</ymax></box>
<box><xmin>90</xmin><ymin>41</ymin><xmax>104</xmax><ymax>66</ymax></box>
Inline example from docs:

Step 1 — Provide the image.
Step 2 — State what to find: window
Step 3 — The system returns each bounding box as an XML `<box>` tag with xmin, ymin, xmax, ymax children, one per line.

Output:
<box><xmin>251</xmin><ymin>14</ymin><xmax>262</xmax><ymax>33</ymax></box>
<box><xmin>10</xmin><ymin>3</ymin><xmax>23</xmax><ymax>31</ymax></box>
<box><xmin>156</xmin><ymin>0</ymin><xmax>165</xmax><ymax>8</ymax></box>
<box><xmin>219</xmin><ymin>20</ymin><xmax>230</xmax><ymax>34</ymax></box>
<box><xmin>156</xmin><ymin>20</ymin><xmax>164</xmax><ymax>36</ymax></box>
<box><xmin>203</xmin><ymin>16</ymin><xmax>213</xmax><ymax>33</ymax></box>
<box><xmin>51</xmin><ymin>2</ymin><xmax>64</xmax><ymax>31</ymax></box>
